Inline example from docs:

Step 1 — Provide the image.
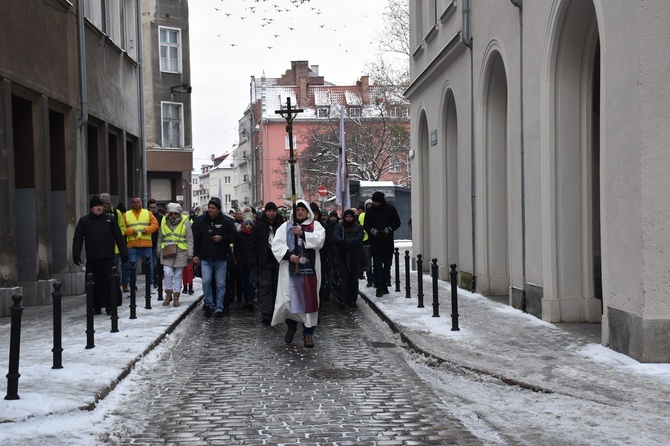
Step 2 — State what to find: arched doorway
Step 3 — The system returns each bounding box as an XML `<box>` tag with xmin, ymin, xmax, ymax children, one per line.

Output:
<box><xmin>543</xmin><ymin>0</ymin><xmax>601</xmax><ymax>322</ymax></box>
<box><xmin>482</xmin><ymin>51</ymin><xmax>510</xmax><ymax>297</ymax></box>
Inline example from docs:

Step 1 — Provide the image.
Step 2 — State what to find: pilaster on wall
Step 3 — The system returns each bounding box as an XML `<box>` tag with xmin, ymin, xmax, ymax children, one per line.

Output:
<box><xmin>0</xmin><ymin>79</ymin><xmax>18</xmax><ymax>287</ymax></box>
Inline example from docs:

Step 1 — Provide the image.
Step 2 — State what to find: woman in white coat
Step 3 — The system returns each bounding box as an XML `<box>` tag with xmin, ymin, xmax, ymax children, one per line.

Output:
<box><xmin>271</xmin><ymin>200</ymin><xmax>325</xmax><ymax>348</ymax></box>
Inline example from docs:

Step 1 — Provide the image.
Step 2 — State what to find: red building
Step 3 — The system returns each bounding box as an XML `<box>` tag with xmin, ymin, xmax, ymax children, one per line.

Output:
<box><xmin>242</xmin><ymin>61</ymin><xmax>410</xmax><ymax>208</ymax></box>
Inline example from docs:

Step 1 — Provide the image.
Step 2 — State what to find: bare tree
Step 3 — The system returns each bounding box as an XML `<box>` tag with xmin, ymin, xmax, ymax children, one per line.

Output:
<box><xmin>366</xmin><ymin>0</ymin><xmax>410</xmax><ymax>95</ymax></box>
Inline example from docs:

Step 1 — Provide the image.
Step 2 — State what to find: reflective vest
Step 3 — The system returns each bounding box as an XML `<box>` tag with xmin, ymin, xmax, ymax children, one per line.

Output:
<box><xmin>161</xmin><ymin>217</ymin><xmax>187</xmax><ymax>250</ymax></box>
<box><xmin>125</xmin><ymin>209</ymin><xmax>152</xmax><ymax>242</ymax></box>
<box><xmin>359</xmin><ymin>212</ymin><xmax>368</xmax><ymax>242</ymax></box>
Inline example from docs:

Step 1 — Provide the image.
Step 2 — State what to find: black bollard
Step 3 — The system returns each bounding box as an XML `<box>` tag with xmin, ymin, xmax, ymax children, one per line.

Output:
<box><xmin>144</xmin><ymin>256</ymin><xmax>152</xmax><ymax>309</ymax></box>
<box><xmin>404</xmin><ymin>250</ymin><xmax>411</xmax><ymax>299</ymax></box>
<box><xmin>5</xmin><ymin>294</ymin><xmax>23</xmax><ymax>400</ymax></box>
<box><xmin>416</xmin><ymin>254</ymin><xmax>424</xmax><ymax>303</ymax></box>
<box><xmin>432</xmin><ymin>259</ymin><xmax>440</xmax><ymax>317</ymax></box>
<box><xmin>85</xmin><ymin>273</ymin><xmax>95</xmax><ymax>349</ymax></box>
<box><xmin>52</xmin><ymin>282</ymin><xmax>63</xmax><ymax>369</ymax></box>
<box><xmin>129</xmin><ymin>260</ymin><xmax>137</xmax><ymax>319</ymax></box>
<box><xmin>157</xmin><ymin>262</ymin><xmax>164</xmax><ymax>301</ymax></box>
<box><xmin>394</xmin><ymin>248</ymin><xmax>401</xmax><ymax>292</ymax></box>
<box><xmin>450</xmin><ymin>264</ymin><xmax>460</xmax><ymax>331</ymax></box>
<box><xmin>110</xmin><ymin>267</ymin><xmax>119</xmax><ymax>333</ymax></box>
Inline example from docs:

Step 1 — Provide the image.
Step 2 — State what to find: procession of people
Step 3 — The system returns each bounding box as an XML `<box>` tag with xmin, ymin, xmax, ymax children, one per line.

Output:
<box><xmin>73</xmin><ymin>190</ymin><xmax>402</xmax><ymax>349</ymax></box>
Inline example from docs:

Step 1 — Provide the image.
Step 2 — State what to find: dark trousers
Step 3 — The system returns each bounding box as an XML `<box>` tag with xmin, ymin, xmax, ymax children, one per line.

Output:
<box><xmin>337</xmin><ymin>256</ymin><xmax>361</xmax><ymax>305</ymax></box>
<box><xmin>257</xmin><ymin>263</ymin><xmax>279</xmax><ymax>316</ymax></box>
<box><xmin>372</xmin><ymin>253</ymin><xmax>393</xmax><ymax>289</ymax></box>
<box><xmin>87</xmin><ymin>257</ymin><xmax>114</xmax><ymax>311</ymax></box>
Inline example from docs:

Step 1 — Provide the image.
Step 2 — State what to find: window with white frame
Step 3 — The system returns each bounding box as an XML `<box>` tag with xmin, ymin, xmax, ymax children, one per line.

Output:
<box><xmin>389</xmin><ymin>157</ymin><xmax>402</xmax><ymax>173</ymax></box>
<box><xmin>402</xmin><ymin>107</ymin><xmax>410</xmax><ymax>118</ymax></box>
<box><xmin>159</xmin><ymin>26</ymin><xmax>182</xmax><ymax>73</ymax></box>
<box><xmin>106</xmin><ymin>0</ymin><xmax>122</xmax><ymax>45</ymax></box>
<box><xmin>349</xmin><ymin>106</ymin><xmax>361</xmax><ymax>118</ymax></box>
<box><xmin>224</xmin><ymin>176</ymin><xmax>231</xmax><ymax>184</ymax></box>
<box><xmin>161</xmin><ymin>102</ymin><xmax>183</xmax><ymax>148</ymax></box>
<box><xmin>317</xmin><ymin>107</ymin><xmax>329</xmax><ymax>118</ymax></box>
<box><xmin>84</xmin><ymin>0</ymin><xmax>103</xmax><ymax>29</ymax></box>
<box><xmin>225</xmin><ymin>194</ymin><xmax>231</xmax><ymax>204</ymax></box>
<box><xmin>124</xmin><ymin>0</ymin><xmax>138</xmax><ymax>60</ymax></box>
<box><xmin>390</xmin><ymin>107</ymin><xmax>399</xmax><ymax>118</ymax></box>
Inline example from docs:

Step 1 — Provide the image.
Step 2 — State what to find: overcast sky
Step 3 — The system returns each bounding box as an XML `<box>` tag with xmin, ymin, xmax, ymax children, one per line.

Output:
<box><xmin>188</xmin><ymin>0</ymin><xmax>388</xmax><ymax>169</ymax></box>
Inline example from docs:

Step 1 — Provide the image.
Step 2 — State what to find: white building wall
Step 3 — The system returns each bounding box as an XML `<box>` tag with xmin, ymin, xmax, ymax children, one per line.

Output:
<box><xmin>407</xmin><ymin>0</ymin><xmax>670</xmax><ymax>362</ymax></box>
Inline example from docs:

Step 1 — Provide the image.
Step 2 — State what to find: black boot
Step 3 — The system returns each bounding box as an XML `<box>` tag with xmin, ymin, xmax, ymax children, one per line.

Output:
<box><xmin>188</xmin><ymin>284</ymin><xmax>194</xmax><ymax>295</ymax></box>
<box><xmin>182</xmin><ymin>284</ymin><xmax>188</xmax><ymax>294</ymax></box>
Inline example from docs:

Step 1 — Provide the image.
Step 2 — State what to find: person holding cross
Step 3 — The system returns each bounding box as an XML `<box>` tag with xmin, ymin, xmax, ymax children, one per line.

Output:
<box><xmin>271</xmin><ymin>200</ymin><xmax>325</xmax><ymax>348</ymax></box>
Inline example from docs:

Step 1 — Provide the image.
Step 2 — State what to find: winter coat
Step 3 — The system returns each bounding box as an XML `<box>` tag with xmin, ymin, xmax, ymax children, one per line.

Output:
<box><xmin>333</xmin><ymin>220</ymin><xmax>364</xmax><ymax>264</ymax></box>
<box><xmin>271</xmin><ymin>200</ymin><xmax>326</xmax><ymax>327</ymax></box>
<box><xmin>251</xmin><ymin>213</ymin><xmax>283</xmax><ymax>269</ymax></box>
<box><xmin>363</xmin><ymin>198</ymin><xmax>401</xmax><ymax>256</ymax></box>
<box><xmin>235</xmin><ymin>227</ymin><xmax>255</xmax><ymax>270</ymax></box>
<box><xmin>192</xmin><ymin>211</ymin><xmax>237</xmax><ymax>260</ymax></box>
<box><xmin>73</xmin><ymin>211</ymin><xmax>128</xmax><ymax>261</ymax></box>
<box><xmin>157</xmin><ymin>215</ymin><xmax>194</xmax><ymax>268</ymax></box>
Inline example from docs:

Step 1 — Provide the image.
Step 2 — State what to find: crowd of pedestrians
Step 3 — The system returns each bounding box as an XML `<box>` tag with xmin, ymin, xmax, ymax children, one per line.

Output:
<box><xmin>71</xmin><ymin>190</ymin><xmax>402</xmax><ymax>349</ymax></box>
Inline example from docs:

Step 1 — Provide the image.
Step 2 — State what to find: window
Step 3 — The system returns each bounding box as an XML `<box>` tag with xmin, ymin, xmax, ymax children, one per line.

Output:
<box><xmin>85</xmin><ymin>0</ymin><xmax>103</xmax><ymax>29</ymax></box>
<box><xmin>159</xmin><ymin>26</ymin><xmax>182</xmax><ymax>73</ymax></box>
<box><xmin>161</xmin><ymin>102</ymin><xmax>183</xmax><ymax>148</ymax></box>
<box><xmin>317</xmin><ymin>107</ymin><xmax>329</xmax><ymax>118</ymax></box>
<box><xmin>224</xmin><ymin>194</ymin><xmax>231</xmax><ymax>204</ymax></box>
<box><xmin>390</xmin><ymin>107</ymin><xmax>399</xmax><ymax>118</ymax></box>
<box><xmin>224</xmin><ymin>176</ymin><xmax>231</xmax><ymax>184</ymax></box>
<box><xmin>124</xmin><ymin>0</ymin><xmax>138</xmax><ymax>60</ymax></box>
<box><xmin>402</xmin><ymin>108</ymin><xmax>410</xmax><ymax>118</ymax></box>
<box><xmin>243</xmin><ymin>174</ymin><xmax>249</xmax><ymax>182</ymax></box>
<box><xmin>389</xmin><ymin>158</ymin><xmax>401</xmax><ymax>173</ymax></box>
<box><xmin>349</xmin><ymin>107</ymin><xmax>361</xmax><ymax>118</ymax></box>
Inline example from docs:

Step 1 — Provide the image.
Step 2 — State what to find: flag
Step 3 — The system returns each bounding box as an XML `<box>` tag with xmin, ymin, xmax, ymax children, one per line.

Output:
<box><xmin>335</xmin><ymin>105</ymin><xmax>351</xmax><ymax>210</ymax></box>
<box><xmin>218</xmin><ymin>179</ymin><xmax>223</xmax><ymax>206</ymax></box>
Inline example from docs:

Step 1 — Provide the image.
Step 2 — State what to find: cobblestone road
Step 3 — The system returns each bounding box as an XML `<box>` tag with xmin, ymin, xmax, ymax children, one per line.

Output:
<box><xmin>108</xmin><ymin>299</ymin><xmax>482</xmax><ymax>445</ymax></box>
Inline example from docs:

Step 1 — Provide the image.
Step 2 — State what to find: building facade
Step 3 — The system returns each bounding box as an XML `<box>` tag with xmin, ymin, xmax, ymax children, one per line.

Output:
<box><xmin>245</xmin><ymin>61</ymin><xmax>410</xmax><ymax>209</ymax></box>
<box><xmin>406</xmin><ymin>0</ymin><xmax>670</xmax><ymax>362</ymax></box>
<box><xmin>0</xmin><ymin>0</ymin><xmax>144</xmax><ymax>314</ymax></box>
<box><xmin>143</xmin><ymin>0</ymin><xmax>193</xmax><ymax>212</ymax></box>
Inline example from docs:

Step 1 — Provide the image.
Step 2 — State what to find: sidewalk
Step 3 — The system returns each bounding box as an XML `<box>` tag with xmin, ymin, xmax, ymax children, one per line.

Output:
<box><xmin>0</xmin><ymin>276</ymin><xmax>203</xmax><ymax>423</ymax></box>
<box><xmin>2</xmin><ymin>263</ymin><xmax>670</xmax><ymax>439</ymax></box>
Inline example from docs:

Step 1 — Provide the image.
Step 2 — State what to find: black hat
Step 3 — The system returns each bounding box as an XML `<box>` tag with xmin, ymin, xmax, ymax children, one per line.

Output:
<box><xmin>90</xmin><ymin>195</ymin><xmax>104</xmax><ymax>208</ymax></box>
<box><xmin>264</xmin><ymin>201</ymin><xmax>278</xmax><ymax>211</ymax></box>
<box><xmin>208</xmin><ymin>198</ymin><xmax>222</xmax><ymax>210</ymax></box>
<box><xmin>329</xmin><ymin>210</ymin><xmax>339</xmax><ymax>220</ymax></box>
<box><xmin>295</xmin><ymin>201</ymin><xmax>308</xmax><ymax>210</ymax></box>
<box><xmin>309</xmin><ymin>202</ymin><xmax>321</xmax><ymax>215</ymax></box>
<box><xmin>343</xmin><ymin>209</ymin><xmax>356</xmax><ymax>218</ymax></box>
<box><xmin>371</xmin><ymin>191</ymin><xmax>385</xmax><ymax>202</ymax></box>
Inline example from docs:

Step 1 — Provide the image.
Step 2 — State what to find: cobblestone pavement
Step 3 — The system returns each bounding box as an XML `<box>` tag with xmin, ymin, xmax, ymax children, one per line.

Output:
<box><xmin>106</xmin><ymin>299</ymin><xmax>483</xmax><ymax>445</ymax></box>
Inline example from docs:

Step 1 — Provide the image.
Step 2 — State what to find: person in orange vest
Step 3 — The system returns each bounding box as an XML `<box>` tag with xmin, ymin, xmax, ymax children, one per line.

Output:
<box><xmin>125</xmin><ymin>197</ymin><xmax>159</xmax><ymax>288</ymax></box>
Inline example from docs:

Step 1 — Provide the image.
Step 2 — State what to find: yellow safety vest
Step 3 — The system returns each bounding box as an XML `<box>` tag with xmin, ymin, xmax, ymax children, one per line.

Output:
<box><xmin>161</xmin><ymin>217</ymin><xmax>187</xmax><ymax>250</ymax></box>
<box><xmin>125</xmin><ymin>209</ymin><xmax>152</xmax><ymax>242</ymax></box>
<box><xmin>359</xmin><ymin>212</ymin><xmax>368</xmax><ymax>242</ymax></box>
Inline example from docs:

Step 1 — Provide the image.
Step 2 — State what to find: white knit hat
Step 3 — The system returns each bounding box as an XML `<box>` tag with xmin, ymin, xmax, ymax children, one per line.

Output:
<box><xmin>166</xmin><ymin>202</ymin><xmax>182</xmax><ymax>214</ymax></box>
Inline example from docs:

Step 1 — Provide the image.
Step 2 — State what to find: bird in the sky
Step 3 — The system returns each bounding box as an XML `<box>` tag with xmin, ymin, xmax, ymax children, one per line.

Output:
<box><xmin>273</xmin><ymin>34</ymin><xmax>280</xmax><ymax>38</ymax></box>
<box><xmin>230</xmin><ymin>43</ymin><xmax>237</xmax><ymax>47</ymax></box>
<box><xmin>267</xmin><ymin>46</ymin><xmax>274</xmax><ymax>49</ymax></box>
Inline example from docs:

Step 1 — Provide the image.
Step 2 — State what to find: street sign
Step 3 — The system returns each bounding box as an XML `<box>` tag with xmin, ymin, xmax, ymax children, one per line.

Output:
<box><xmin>318</xmin><ymin>186</ymin><xmax>327</xmax><ymax>196</ymax></box>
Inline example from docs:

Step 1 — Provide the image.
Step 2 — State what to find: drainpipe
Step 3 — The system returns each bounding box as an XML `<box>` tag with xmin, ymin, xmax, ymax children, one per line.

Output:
<box><xmin>136</xmin><ymin>0</ymin><xmax>147</xmax><ymax>205</ymax></box>
<box><xmin>76</xmin><ymin>0</ymin><xmax>88</xmax><ymax>127</ymax></box>
<box><xmin>462</xmin><ymin>0</ymin><xmax>476</xmax><ymax>292</ymax></box>
<box><xmin>510</xmin><ymin>0</ymin><xmax>526</xmax><ymax>305</ymax></box>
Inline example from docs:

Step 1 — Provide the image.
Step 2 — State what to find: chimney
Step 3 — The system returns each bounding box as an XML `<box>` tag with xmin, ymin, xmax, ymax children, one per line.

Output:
<box><xmin>310</xmin><ymin>65</ymin><xmax>319</xmax><ymax>76</ymax></box>
<box><xmin>360</xmin><ymin>75</ymin><xmax>370</xmax><ymax>104</ymax></box>
<box><xmin>299</xmin><ymin>77</ymin><xmax>308</xmax><ymax>107</ymax></box>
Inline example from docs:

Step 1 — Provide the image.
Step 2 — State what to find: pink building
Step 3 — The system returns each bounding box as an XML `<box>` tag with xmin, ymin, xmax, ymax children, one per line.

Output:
<box><xmin>244</xmin><ymin>61</ymin><xmax>409</xmax><ymax>208</ymax></box>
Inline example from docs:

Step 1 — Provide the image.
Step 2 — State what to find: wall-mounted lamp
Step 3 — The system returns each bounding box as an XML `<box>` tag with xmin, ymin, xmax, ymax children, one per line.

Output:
<box><xmin>170</xmin><ymin>83</ymin><xmax>192</xmax><ymax>94</ymax></box>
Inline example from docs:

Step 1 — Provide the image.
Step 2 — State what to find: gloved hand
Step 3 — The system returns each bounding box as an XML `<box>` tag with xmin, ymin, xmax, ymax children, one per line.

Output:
<box><xmin>370</xmin><ymin>228</ymin><xmax>380</xmax><ymax>237</ymax></box>
<box><xmin>121</xmin><ymin>256</ymin><xmax>129</xmax><ymax>263</ymax></box>
<box><xmin>382</xmin><ymin>227</ymin><xmax>392</xmax><ymax>236</ymax></box>
<box><xmin>73</xmin><ymin>257</ymin><xmax>81</xmax><ymax>266</ymax></box>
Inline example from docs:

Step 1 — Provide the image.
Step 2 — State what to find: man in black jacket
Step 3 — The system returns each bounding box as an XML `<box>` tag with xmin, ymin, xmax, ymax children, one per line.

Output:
<box><xmin>252</xmin><ymin>202</ymin><xmax>283</xmax><ymax>325</ymax></box>
<box><xmin>192</xmin><ymin>197</ymin><xmax>237</xmax><ymax>318</ymax></box>
<box><xmin>363</xmin><ymin>191</ymin><xmax>401</xmax><ymax>297</ymax></box>
<box><xmin>72</xmin><ymin>195</ymin><xmax>128</xmax><ymax>314</ymax></box>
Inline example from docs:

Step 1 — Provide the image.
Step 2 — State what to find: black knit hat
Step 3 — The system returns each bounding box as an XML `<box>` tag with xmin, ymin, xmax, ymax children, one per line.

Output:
<box><xmin>208</xmin><ymin>197</ymin><xmax>222</xmax><ymax>210</ymax></box>
<box><xmin>264</xmin><ymin>201</ymin><xmax>278</xmax><ymax>211</ymax></box>
<box><xmin>371</xmin><ymin>191</ymin><xmax>385</xmax><ymax>202</ymax></box>
<box><xmin>90</xmin><ymin>195</ymin><xmax>104</xmax><ymax>208</ymax></box>
<box><xmin>343</xmin><ymin>209</ymin><xmax>356</xmax><ymax>218</ymax></box>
